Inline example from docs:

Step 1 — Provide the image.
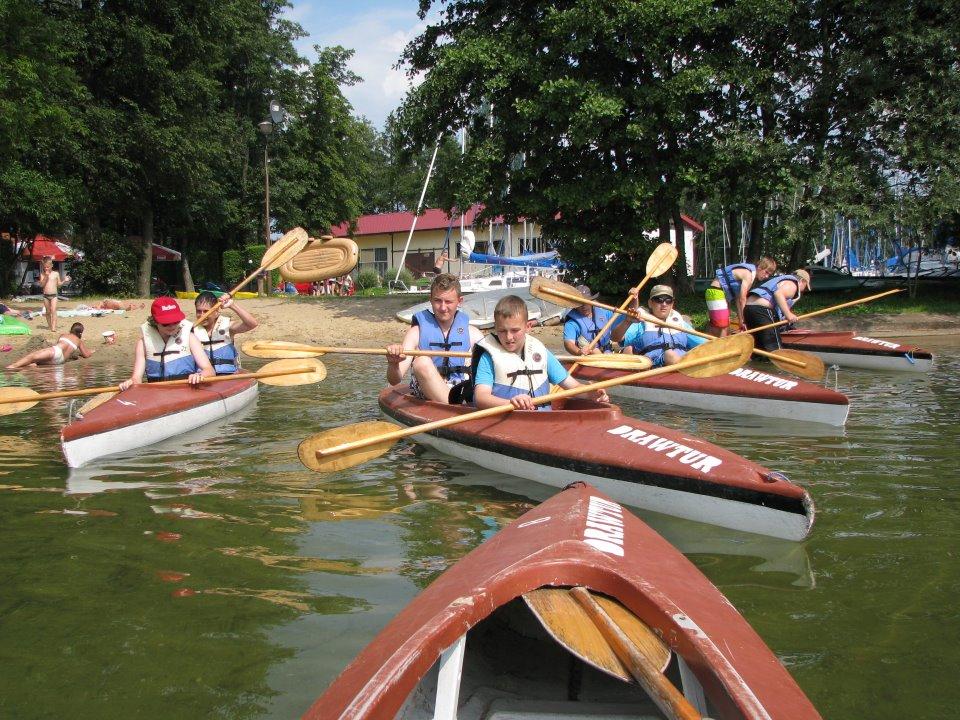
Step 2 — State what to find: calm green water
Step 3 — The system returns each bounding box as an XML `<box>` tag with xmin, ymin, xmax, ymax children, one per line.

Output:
<box><xmin>1</xmin><ymin>338</ymin><xmax>958</xmax><ymax>719</ymax></box>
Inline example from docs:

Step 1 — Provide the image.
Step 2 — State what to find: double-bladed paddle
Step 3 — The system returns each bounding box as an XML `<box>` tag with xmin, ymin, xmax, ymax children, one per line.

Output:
<box><xmin>531</xmin><ymin>277</ymin><xmax>825</xmax><ymax>381</ymax></box>
<box><xmin>297</xmin><ymin>334</ymin><xmax>753</xmax><ymax>473</ymax></box>
<box><xmin>0</xmin><ymin>358</ymin><xmax>326</xmax><ymax>416</ymax></box>
<box><xmin>240</xmin><ymin>340</ymin><xmax>653</xmax><ymax>371</ymax></box>
<box><xmin>193</xmin><ymin>227</ymin><xmax>310</xmax><ymax>328</ymax></box>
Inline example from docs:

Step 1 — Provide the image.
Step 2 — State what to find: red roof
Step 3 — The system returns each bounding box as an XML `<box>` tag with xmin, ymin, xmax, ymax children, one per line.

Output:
<box><xmin>333</xmin><ymin>207</ymin><xmax>704</xmax><ymax>237</ymax></box>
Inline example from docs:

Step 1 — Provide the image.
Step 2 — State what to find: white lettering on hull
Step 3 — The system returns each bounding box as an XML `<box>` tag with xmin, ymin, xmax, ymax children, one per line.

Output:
<box><xmin>583</xmin><ymin>496</ymin><xmax>625</xmax><ymax>556</ymax></box>
<box><xmin>607</xmin><ymin>425</ymin><xmax>723</xmax><ymax>474</ymax></box>
<box><xmin>852</xmin><ymin>336</ymin><xmax>900</xmax><ymax>349</ymax></box>
<box><xmin>729</xmin><ymin>367</ymin><xmax>798</xmax><ymax>390</ymax></box>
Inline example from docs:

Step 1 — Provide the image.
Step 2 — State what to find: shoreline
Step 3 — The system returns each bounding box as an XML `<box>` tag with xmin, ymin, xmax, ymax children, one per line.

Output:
<box><xmin>2</xmin><ymin>294</ymin><xmax>956</xmax><ymax>369</ymax></box>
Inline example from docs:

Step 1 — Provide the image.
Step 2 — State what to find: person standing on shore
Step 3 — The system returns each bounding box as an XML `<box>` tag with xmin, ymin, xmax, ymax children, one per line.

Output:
<box><xmin>39</xmin><ymin>257</ymin><xmax>70</xmax><ymax>333</ymax></box>
<box><xmin>743</xmin><ymin>270</ymin><xmax>811</xmax><ymax>350</ymax></box>
<box><xmin>705</xmin><ymin>258</ymin><xmax>777</xmax><ymax>337</ymax></box>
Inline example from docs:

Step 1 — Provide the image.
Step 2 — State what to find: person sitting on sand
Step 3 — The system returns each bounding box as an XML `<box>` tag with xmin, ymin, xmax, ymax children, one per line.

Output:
<box><xmin>39</xmin><ymin>257</ymin><xmax>70</xmax><ymax>333</ymax></box>
<box><xmin>471</xmin><ymin>295</ymin><xmax>609</xmax><ymax>411</ymax></box>
<box><xmin>191</xmin><ymin>291</ymin><xmax>258</xmax><ymax>375</ymax></box>
<box><xmin>95</xmin><ymin>299</ymin><xmax>145</xmax><ymax>312</ymax></box>
<box><xmin>611</xmin><ymin>285</ymin><xmax>701</xmax><ymax>368</ymax></box>
<box><xmin>743</xmin><ymin>269</ymin><xmax>811</xmax><ymax>351</ymax></box>
<box><xmin>562</xmin><ymin>284</ymin><xmax>614</xmax><ymax>355</ymax></box>
<box><xmin>6</xmin><ymin>322</ymin><xmax>94</xmax><ymax>369</ymax></box>
<box><xmin>386</xmin><ymin>273</ymin><xmax>484</xmax><ymax>403</ymax></box>
<box><xmin>118</xmin><ymin>297</ymin><xmax>213</xmax><ymax>390</ymax></box>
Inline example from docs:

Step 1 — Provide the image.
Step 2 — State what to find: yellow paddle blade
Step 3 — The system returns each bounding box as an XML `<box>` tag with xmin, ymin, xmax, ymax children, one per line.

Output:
<box><xmin>260</xmin><ymin>227</ymin><xmax>309</xmax><ymax>270</ymax></box>
<box><xmin>680</xmin><ymin>333</ymin><xmax>753</xmax><ymax>378</ymax></box>
<box><xmin>768</xmin><ymin>348</ymin><xmax>825</xmax><ymax>381</ymax></box>
<box><xmin>645</xmin><ymin>242</ymin><xmax>678</xmax><ymax>278</ymax></box>
<box><xmin>298</xmin><ymin>420</ymin><xmax>401</xmax><ymax>472</ymax></box>
<box><xmin>77</xmin><ymin>391</ymin><xmax>117</xmax><ymax>416</ymax></box>
<box><xmin>574</xmin><ymin>354</ymin><xmax>653</xmax><ymax>371</ymax></box>
<box><xmin>255</xmin><ymin>358</ymin><xmax>327</xmax><ymax>386</ymax></box>
<box><xmin>529</xmin><ymin>277</ymin><xmax>585</xmax><ymax>308</ymax></box>
<box><xmin>0</xmin><ymin>387</ymin><xmax>40</xmax><ymax>415</ymax></box>
<box><xmin>241</xmin><ymin>340</ymin><xmax>323</xmax><ymax>359</ymax></box>
<box><xmin>524</xmin><ymin>587</ymin><xmax>670</xmax><ymax>682</ymax></box>
<box><xmin>280</xmin><ymin>236</ymin><xmax>359</xmax><ymax>282</ymax></box>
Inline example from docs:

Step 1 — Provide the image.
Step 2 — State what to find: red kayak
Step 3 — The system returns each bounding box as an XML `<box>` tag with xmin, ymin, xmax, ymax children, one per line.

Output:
<box><xmin>60</xmin><ymin>378</ymin><xmax>257</xmax><ymax>467</ymax></box>
<box><xmin>778</xmin><ymin>330</ymin><xmax>933</xmax><ymax>372</ymax></box>
<box><xmin>306</xmin><ymin>482</ymin><xmax>821</xmax><ymax>719</ymax></box>
<box><xmin>379</xmin><ymin>386</ymin><xmax>814</xmax><ymax>540</ymax></box>
<box><xmin>571</xmin><ymin>363</ymin><xmax>849</xmax><ymax>426</ymax></box>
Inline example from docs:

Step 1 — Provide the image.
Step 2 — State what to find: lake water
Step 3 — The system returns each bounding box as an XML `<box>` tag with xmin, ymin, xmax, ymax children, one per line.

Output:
<box><xmin>1</xmin><ymin>337</ymin><xmax>958</xmax><ymax>719</ymax></box>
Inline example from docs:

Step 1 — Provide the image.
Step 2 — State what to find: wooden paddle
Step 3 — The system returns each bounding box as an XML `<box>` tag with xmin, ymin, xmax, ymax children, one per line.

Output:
<box><xmin>559</xmin><ymin>242</ymin><xmax>678</xmax><ymax>378</ymax></box>
<box><xmin>298</xmin><ymin>334</ymin><xmax>753</xmax><ymax>473</ymax></box>
<box><xmin>240</xmin><ymin>339</ymin><xmax>653</xmax><ymax>371</ymax></box>
<box><xmin>532</xmin><ymin>278</ymin><xmax>824</xmax><ymax>380</ymax></box>
<box><xmin>194</xmin><ymin>227</ymin><xmax>309</xmax><ymax>327</ymax></box>
<box><xmin>743</xmin><ymin>288</ymin><xmax>905</xmax><ymax>335</ymax></box>
<box><xmin>0</xmin><ymin>358</ymin><xmax>326</xmax><ymax>416</ymax></box>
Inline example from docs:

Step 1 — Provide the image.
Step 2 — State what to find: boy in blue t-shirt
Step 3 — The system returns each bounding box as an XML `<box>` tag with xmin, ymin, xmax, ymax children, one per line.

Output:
<box><xmin>474</xmin><ymin>295</ymin><xmax>609</xmax><ymax>411</ymax></box>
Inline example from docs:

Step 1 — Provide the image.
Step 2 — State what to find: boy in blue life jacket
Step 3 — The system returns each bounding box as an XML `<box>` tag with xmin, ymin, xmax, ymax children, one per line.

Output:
<box><xmin>386</xmin><ymin>273</ymin><xmax>484</xmax><ymax>403</ymax></box>
<box><xmin>473</xmin><ymin>295</ymin><xmax>609</xmax><ymax>411</ymax></box>
<box><xmin>562</xmin><ymin>284</ymin><xmax>615</xmax><ymax>355</ymax></box>
<box><xmin>743</xmin><ymin>269</ymin><xmax>811</xmax><ymax>350</ymax></box>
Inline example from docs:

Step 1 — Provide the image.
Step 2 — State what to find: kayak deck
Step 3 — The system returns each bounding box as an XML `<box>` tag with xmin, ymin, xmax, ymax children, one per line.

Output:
<box><xmin>779</xmin><ymin>330</ymin><xmax>934</xmax><ymax>372</ymax></box>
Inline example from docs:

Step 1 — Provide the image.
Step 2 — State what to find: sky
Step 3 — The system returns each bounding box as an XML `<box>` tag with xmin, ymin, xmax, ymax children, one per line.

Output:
<box><xmin>283</xmin><ymin>0</ymin><xmax>432</xmax><ymax>131</ymax></box>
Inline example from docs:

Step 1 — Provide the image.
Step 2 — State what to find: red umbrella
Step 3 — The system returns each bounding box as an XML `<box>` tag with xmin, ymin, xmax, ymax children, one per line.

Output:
<box><xmin>15</xmin><ymin>234</ymin><xmax>78</xmax><ymax>262</ymax></box>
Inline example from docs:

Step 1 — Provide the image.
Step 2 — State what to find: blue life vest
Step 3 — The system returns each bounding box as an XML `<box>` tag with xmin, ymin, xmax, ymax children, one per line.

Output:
<box><xmin>716</xmin><ymin>263</ymin><xmax>756</xmax><ymax>303</ymax></box>
<box><xmin>413</xmin><ymin>309</ymin><xmax>472</xmax><ymax>383</ymax></box>
<box><xmin>630</xmin><ymin>309</ymin><xmax>690</xmax><ymax>357</ymax></box>
<box><xmin>142</xmin><ymin>320</ymin><xmax>198</xmax><ymax>381</ymax></box>
<box><xmin>565</xmin><ymin>308</ymin><xmax>613</xmax><ymax>351</ymax></box>
<box><xmin>749</xmin><ymin>275</ymin><xmax>801</xmax><ymax>320</ymax></box>
<box><xmin>475</xmin><ymin>333</ymin><xmax>551</xmax><ymax>410</ymax></box>
<box><xmin>193</xmin><ymin>316</ymin><xmax>239</xmax><ymax>374</ymax></box>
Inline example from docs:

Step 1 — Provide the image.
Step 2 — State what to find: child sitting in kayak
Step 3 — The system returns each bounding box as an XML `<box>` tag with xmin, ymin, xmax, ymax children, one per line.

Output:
<box><xmin>118</xmin><ymin>297</ymin><xmax>213</xmax><ymax>390</ymax></box>
<box><xmin>472</xmin><ymin>295</ymin><xmax>609</xmax><ymax>411</ymax></box>
<box><xmin>562</xmin><ymin>284</ymin><xmax>615</xmax><ymax>355</ymax></box>
<box><xmin>6</xmin><ymin>322</ymin><xmax>94</xmax><ymax>369</ymax></box>
<box><xmin>386</xmin><ymin>273</ymin><xmax>484</xmax><ymax>403</ymax></box>
<box><xmin>611</xmin><ymin>285</ymin><xmax>703</xmax><ymax>367</ymax></box>
<box><xmin>192</xmin><ymin>292</ymin><xmax>258</xmax><ymax>374</ymax></box>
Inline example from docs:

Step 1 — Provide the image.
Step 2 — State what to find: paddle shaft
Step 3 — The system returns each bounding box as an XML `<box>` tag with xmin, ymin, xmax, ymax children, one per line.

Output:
<box><xmin>0</xmin><ymin>367</ymin><xmax>314</xmax><ymax>405</ymax></box>
<box><xmin>540</xmin><ymin>284</ymin><xmax>808</xmax><ymax>369</ymax></box>
<box><xmin>570</xmin><ymin>587</ymin><xmax>701</xmax><ymax>720</ymax></box>
<box><xmin>247</xmin><ymin>342</ymin><xmax>624</xmax><ymax>364</ymax></box>
<box><xmin>315</xmin><ymin>347</ymin><xmax>742</xmax><ymax>459</ymax></box>
<box><xmin>743</xmin><ymin>288</ymin><xmax>904</xmax><ymax>335</ymax></box>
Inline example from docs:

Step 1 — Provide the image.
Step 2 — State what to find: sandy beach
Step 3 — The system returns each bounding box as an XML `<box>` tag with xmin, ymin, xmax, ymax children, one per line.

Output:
<box><xmin>2</xmin><ymin>293</ymin><xmax>957</xmax><ymax>370</ymax></box>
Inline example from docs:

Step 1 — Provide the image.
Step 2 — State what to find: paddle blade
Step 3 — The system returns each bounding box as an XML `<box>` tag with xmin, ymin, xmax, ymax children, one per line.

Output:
<box><xmin>299</xmin><ymin>420</ymin><xmax>401</xmax><ymax>472</ymax></box>
<box><xmin>260</xmin><ymin>227</ymin><xmax>309</xmax><ymax>270</ymax></box>
<box><xmin>645</xmin><ymin>243</ymin><xmax>678</xmax><ymax>278</ymax></box>
<box><xmin>0</xmin><ymin>387</ymin><xmax>40</xmax><ymax>415</ymax></box>
<box><xmin>529</xmin><ymin>277</ymin><xmax>584</xmax><ymax>308</ymax></box>
<box><xmin>524</xmin><ymin>587</ymin><xmax>670</xmax><ymax>683</ymax></box>
<box><xmin>256</xmin><ymin>358</ymin><xmax>327</xmax><ymax>385</ymax></box>
<box><xmin>574</xmin><ymin>354</ymin><xmax>653</xmax><ymax>371</ymax></box>
<box><xmin>241</xmin><ymin>340</ymin><xmax>322</xmax><ymax>359</ymax></box>
<box><xmin>769</xmin><ymin>349</ymin><xmax>825</xmax><ymax>381</ymax></box>
<box><xmin>77</xmin><ymin>391</ymin><xmax>117</xmax><ymax>416</ymax></box>
<box><xmin>680</xmin><ymin>333</ymin><xmax>753</xmax><ymax>378</ymax></box>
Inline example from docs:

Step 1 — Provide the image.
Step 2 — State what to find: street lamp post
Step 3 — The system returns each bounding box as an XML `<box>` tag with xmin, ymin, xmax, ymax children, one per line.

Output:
<box><xmin>257</xmin><ymin>118</ymin><xmax>274</xmax><ymax>295</ymax></box>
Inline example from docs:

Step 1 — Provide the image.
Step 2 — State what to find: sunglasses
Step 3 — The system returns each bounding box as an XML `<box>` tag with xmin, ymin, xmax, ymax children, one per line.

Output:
<box><xmin>651</xmin><ymin>296</ymin><xmax>674</xmax><ymax>304</ymax></box>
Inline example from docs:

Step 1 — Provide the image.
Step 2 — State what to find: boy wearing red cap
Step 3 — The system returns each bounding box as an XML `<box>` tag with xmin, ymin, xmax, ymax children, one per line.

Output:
<box><xmin>118</xmin><ymin>297</ymin><xmax>214</xmax><ymax>391</ymax></box>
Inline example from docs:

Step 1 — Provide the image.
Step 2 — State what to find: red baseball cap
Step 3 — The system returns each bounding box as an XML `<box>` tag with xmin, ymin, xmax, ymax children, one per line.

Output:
<box><xmin>151</xmin><ymin>297</ymin><xmax>185</xmax><ymax>325</ymax></box>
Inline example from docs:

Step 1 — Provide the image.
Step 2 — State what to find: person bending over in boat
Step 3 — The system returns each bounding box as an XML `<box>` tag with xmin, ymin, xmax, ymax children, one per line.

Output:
<box><xmin>118</xmin><ymin>297</ymin><xmax>213</xmax><ymax>391</ymax></box>
<box><xmin>387</xmin><ymin>273</ymin><xmax>484</xmax><ymax>403</ymax></box>
<box><xmin>562</xmin><ymin>284</ymin><xmax>615</xmax><ymax>355</ymax></box>
<box><xmin>705</xmin><ymin>257</ymin><xmax>777</xmax><ymax>337</ymax></box>
<box><xmin>743</xmin><ymin>269</ymin><xmax>811</xmax><ymax>351</ymax></box>
<box><xmin>192</xmin><ymin>291</ymin><xmax>258</xmax><ymax>375</ymax></box>
<box><xmin>472</xmin><ymin>295</ymin><xmax>609</xmax><ymax>411</ymax></box>
<box><xmin>611</xmin><ymin>285</ymin><xmax>704</xmax><ymax>367</ymax></box>
<box><xmin>6</xmin><ymin>322</ymin><xmax>94</xmax><ymax>369</ymax></box>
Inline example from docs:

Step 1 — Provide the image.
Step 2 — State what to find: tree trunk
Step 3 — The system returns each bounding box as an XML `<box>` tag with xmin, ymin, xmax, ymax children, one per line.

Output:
<box><xmin>787</xmin><ymin>240</ymin><xmax>804</xmax><ymax>270</ymax></box>
<box><xmin>657</xmin><ymin>208</ymin><xmax>673</xmax><ymax>287</ymax></box>
<box><xmin>747</xmin><ymin>211</ymin><xmax>765</xmax><ymax>261</ymax></box>
<box><xmin>672</xmin><ymin>207</ymin><xmax>693</xmax><ymax>293</ymax></box>
<box><xmin>181</xmin><ymin>251</ymin><xmax>195</xmax><ymax>293</ymax></box>
<box><xmin>138</xmin><ymin>205</ymin><xmax>154</xmax><ymax>297</ymax></box>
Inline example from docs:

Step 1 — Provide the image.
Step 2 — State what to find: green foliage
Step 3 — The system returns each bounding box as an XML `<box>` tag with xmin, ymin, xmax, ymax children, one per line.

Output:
<box><xmin>387</xmin><ymin>267</ymin><xmax>414</xmax><ymax>288</ymax></box>
<box><xmin>71</xmin><ymin>232</ymin><xmax>140</xmax><ymax>295</ymax></box>
<box><xmin>356</xmin><ymin>268</ymin><xmax>381</xmax><ymax>291</ymax></box>
<box><xmin>222</xmin><ymin>249</ymin><xmax>245</xmax><ymax>286</ymax></box>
